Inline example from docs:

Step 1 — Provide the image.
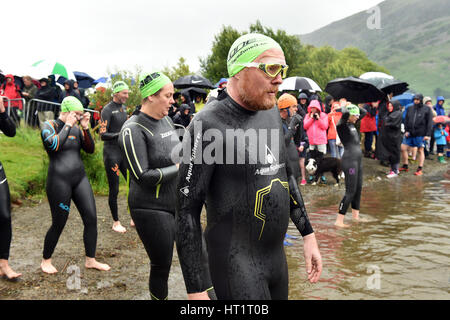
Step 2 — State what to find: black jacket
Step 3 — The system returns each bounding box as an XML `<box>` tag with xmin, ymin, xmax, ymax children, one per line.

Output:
<box><xmin>378</xmin><ymin>101</ymin><xmax>403</xmax><ymax>163</ymax></box>
<box><xmin>172</xmin><ymin>104</ymin><xmax>191</xmax><ymax>128</ymax></box>
<box><xmin>404</xmin><ymin>103</ymin><xmax>433</xmax><ymax>137</ymax></box>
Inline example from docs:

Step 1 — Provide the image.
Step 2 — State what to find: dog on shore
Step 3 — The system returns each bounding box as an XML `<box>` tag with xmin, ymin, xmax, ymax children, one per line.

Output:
<box><xmin>305</xmin><ymin>149</ymin><xmax>344</xmax><ymax>186</ymax></box>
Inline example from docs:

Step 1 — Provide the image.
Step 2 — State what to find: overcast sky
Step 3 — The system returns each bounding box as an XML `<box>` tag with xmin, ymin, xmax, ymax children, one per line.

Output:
<box><xmin>1</xmin><ymin>0</ymin><xmax>383</xmax><ymax>79</ymax></box>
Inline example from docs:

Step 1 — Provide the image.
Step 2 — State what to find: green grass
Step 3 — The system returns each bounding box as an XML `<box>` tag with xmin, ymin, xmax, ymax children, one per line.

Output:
<box><xmin>0</xmin><ymin>127</ymin><xmax>47</xmax><ymax>201</ymax></box>
<box><xmin>0</xmin><ymin>126</ymin><xmax>127</xmax><ymax>202</ymax></box>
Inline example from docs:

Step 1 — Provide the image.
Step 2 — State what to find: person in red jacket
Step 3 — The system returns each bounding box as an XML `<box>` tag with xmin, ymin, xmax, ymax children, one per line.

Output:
<box><xmin>360</xmin><ymin>101</ymin><xmax>378</xmax><ymax>158</ymax></box>
<box><xmin>328</xmin><ymin>101</ymin><xmax>343</xmax><ymax>159</ymax></box>
<box><xmin>0</xmin><ymin>75</ymin><xmax>23</xmax><ymax>125</ymax></box>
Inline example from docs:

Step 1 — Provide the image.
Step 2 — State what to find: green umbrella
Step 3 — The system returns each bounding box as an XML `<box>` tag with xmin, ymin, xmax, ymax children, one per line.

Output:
<box><xmin>30</xmin><ymin>59</ymin><xmax>75</xmax><ymax>80</ymax></box>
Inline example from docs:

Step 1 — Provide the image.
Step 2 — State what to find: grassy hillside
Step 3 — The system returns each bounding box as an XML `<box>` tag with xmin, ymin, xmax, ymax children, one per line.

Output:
<box><xmin>299</xmin><ymin>0</ymin><xmax>450</xmax><ymax>99</ymax></box>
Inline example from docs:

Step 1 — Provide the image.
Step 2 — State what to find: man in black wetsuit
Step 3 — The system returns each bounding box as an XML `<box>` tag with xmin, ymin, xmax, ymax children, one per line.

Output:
<box><xmin>335</xmin><ymin>104</ymin><xmax>367</xmax><ymax>228</ymax></box>
<box><xmin>175</xmin><ymin>33</ymin><xmax>322</xmax><ymax>300</ymax></box>
<box><xmin>0</xmin><ymin>97</ymin><xmax>21</xmax><ymax>280</ymax></box>
<box><xmin>100</xmin><ymin>81</ymin><xmax>130</xmax><ymax>233</ymax></box>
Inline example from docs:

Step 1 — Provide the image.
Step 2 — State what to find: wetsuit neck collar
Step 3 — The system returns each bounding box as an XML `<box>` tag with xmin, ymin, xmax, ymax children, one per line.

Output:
<box><xmin>222</xmin><ymin>90</ymin><xmax>259</xmax><ymax>115</ymax></box>
<box><xmin>111</xmin><ymin>100</ymin><xmax>124</xmax><ymax>108</ymax></box>
<box><xmin>138</xmin><ymin>111</ymin><xmax>160</xmax><ymax>123</ymax></box>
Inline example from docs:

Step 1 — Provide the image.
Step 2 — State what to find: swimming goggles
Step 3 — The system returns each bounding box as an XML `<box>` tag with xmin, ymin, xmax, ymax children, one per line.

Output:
<box><xmin>239</xmin><ymin>63</ymin><xmax>289</xmax><ymax>79</ymax></box>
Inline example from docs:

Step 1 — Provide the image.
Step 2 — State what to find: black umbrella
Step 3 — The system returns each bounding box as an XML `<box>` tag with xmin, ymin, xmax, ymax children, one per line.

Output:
<box><xmin>325</xmin><ymin>77</ymin><xmax>385</xmax><ymax>104</ymax></box>
<box><xmin>181</xmin><ymin>87</ymin><xmax>207</xmax><ymax>103</ymax></box>
<box><xmin>379</xmin><ymin>80</ymin><xmax>409</xmax><ymax>96</ymax></box>
<box><xmin>173</xmin><ymin>75</ymin><xmax>215</xmax><ymax>89</ymax></box>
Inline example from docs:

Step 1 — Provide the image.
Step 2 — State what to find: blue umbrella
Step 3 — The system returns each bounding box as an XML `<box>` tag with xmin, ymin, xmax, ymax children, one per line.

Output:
<box><xmin>94</xmin><ymin>77</ymin><xmax>108</xmax><ymax>84</ymax></box>
<box><xmin>392</xmin><ymin>93</ymin><xmax>414</xmax><ymax>107</ymax></box>
<box><xmin>73</xmin><ymin>71</ymin><xmax>95</xmax><ymax>88</ymax></box>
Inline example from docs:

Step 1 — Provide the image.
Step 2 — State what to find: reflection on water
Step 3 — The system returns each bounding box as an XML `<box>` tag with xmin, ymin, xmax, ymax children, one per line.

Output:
<box><xmin>286</xmin><ymin>170</ymin><xmax>450</xmax><ymax>300</ymax></box>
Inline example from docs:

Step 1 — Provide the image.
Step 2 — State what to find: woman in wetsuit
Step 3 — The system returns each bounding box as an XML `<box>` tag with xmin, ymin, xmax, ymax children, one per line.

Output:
<box><xmin>40</xmin><ymin>96</ymin><xmax>110</xmax><ymax>274</ymax></box>
<box><xmin>119</xmin><ymin>72</ymin><xmax>214</xmax><ymax>300</ymax></box>
<box><xmin>335</xmin><ymin>104</ymin><xmax>367</xmax><ymax>227</ymax></box>
<box><xmin>100</xmin><ymin>81</ymin><xmax>130</xmax><ymax>233</ymax></box>
<box><xmin>118</xmin><ymin>72</ymin><xmax>183</xmax><ymax>300</ymax></box>
<box><xmin>0</xmin><ymin>97</ymin><xmax>21</xmax><ymax>280</ymax></box>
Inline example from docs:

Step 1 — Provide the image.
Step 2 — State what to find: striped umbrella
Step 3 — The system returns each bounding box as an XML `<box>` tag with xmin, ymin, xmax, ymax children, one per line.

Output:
<box><xmin>278</xmin><ymin>76</ymin><xmax>322</xmax><ymax>92</ymax></box>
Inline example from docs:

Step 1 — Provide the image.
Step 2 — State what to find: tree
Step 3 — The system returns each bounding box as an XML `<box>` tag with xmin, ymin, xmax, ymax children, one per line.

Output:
<box><xmin>200</xmin><ymin>21</ymin><xmax>306</xmax><ymax>83</ymax></box>
<box><xmin>249</xmin><ymin>20</ymin><xmax>306</xmax><ymax>78</ymax></box>
<box><xmin>295</xmin><ymin>46</ymin><xmax>390</xmax><ymax>92</ymax></box>
<box><xmin>88</xmin><ymin>68</ymin><xmax>142</xmax><ymax>116</ymax></box>
<box><xmin>162</xmin><ymin>57</ymin><xmax>194</xmax><ymax>82</ymax></box>
<box><xmin>200</xmin><ymin>25</ymin><xmax>243</xmax><ymax>83</ymax></box>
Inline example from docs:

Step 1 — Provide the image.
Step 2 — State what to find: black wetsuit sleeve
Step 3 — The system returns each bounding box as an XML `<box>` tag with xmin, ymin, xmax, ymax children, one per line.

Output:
<box><xmin>121</xmin><ymin>124</ymin><xmax>178</xmax><ymax>187</ymax></box>
<box><xmin>358</xmin><ymin>106</ymin><xmax>367</xmax><ymax>123</ymax></box>
<box><xmin>176</xmin><ymin>120</ymin><xmax>216</xmax><ymax>294</ymax></box>
<box><xmin>290</xmin><ymin>114</ymin><xmax>304</xmax><ymax>147</ymax></box>
<box><xmin>100</xmin><ymin>107</ymin><xmax>119</xmax><ymax>141</ymax></box>
<box><xmin>287</xmin><ymin>170</ymin><xmax>314</xmax><ymax>237</ymax></box>
<box><xmin>0</xmin><ymin>111</ymin><xmax>16</xmax><ymax>137</ymax></box>
<box><xmin>41</xmin><ymin>121</ymin><xmax>71</xmax><ymax>153</ymax></box>
<box><xmin>80</xmin><ymin>128</ymin><xmax>95</xmax><ymax>154</ymax></box>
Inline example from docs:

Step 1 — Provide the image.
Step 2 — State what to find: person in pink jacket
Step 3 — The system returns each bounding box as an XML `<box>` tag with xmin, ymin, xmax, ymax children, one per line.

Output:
<box><xmin>304</xmin><ymin>100</ymin><xmax>329</xmax><ymax>183</ymax></box>
<box><xmin>304</xmin><ymin>100</ymin><xmax>329</xmax><ymax>155</ymax></box>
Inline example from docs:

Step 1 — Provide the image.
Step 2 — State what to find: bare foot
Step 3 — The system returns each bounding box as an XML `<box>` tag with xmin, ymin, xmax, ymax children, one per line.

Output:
<box><xmin>41</xmin><ymin>259</ymin><xmax>58</xmax><ymax>274</ymax></box>
<box><xmin>130</xmin><ymin>219</ymin><xmax>135</xmax><ymax>228</ymax></box>
<box><xmin>112</xmin><ymin>221</ymin><xmax>126</xmax><ymax>233</ymax></box>
<box><xmin>85</xmin><ymin>258</ymin><xmax>110</xmax><ymax>271</ymax></box>
<box><xmin>353</xmin><ymin>216</ymin><xmax>370</xmax><ymax>222</ymax></box>
<box><xmin>334</xmin><ymin>221</ymin><xmax>350</xmax><ymax>228</ymax></box>
<box><xmin>0</xmin><ymin>261</ymin><xmax>22</xmax><ymax>279</ymax></box>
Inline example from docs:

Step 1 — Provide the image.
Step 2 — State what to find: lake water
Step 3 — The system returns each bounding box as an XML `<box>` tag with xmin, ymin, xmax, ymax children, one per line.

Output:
<box><xmin>286</xmin><ymin>170</ymin><xmax>450</xmax><ymax>300</ymax></box>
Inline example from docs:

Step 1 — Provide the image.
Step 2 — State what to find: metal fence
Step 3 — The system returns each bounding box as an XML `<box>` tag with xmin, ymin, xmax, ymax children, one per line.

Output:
<box><xmin>2</xmin><ymin>96</ymin><xmax>99</xmax><ymax>129</ymax></box>
<box><xmin>1</xmin><ymin>96</ymin><xmax>26</xmax><ymax>121</ymax></box>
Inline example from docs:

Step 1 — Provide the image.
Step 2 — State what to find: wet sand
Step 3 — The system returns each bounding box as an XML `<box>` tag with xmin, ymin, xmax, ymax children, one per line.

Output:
<box><xmin>1</xmin><ymin>157</ymin><xmax>448</xmax><ymax>300</ymax></box>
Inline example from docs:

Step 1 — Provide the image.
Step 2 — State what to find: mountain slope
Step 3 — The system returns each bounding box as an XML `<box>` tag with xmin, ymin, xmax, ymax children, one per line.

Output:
<box><xmin>299</xmin><ymin>0</ymin><xmax>450</xmax><ymax>98</ymax></box>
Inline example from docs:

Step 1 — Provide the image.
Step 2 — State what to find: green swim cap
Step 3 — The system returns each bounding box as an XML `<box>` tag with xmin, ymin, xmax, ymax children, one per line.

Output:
<box><xmin>139</xmin><ymin>72</ymin><xmax>171</xmax><ymax>99</ymax></box>
<box><xmin>112</xmin><ymin>81</ymin><xmax>129</xmax><ymax>94</ymax></box>
<box><xmin>61</xmin><ymin>96</ymin><xmax>84</xmax><ymax>113</ymax></box>
<box><xmin>227</xmin><ymin>33</ymin><xmax>283</xmax><ymax>78</ymax></box>
<box><xmin>347</xmin><ymin>104</ymin><xmax>360</xmax><ymax>116</ymax></box>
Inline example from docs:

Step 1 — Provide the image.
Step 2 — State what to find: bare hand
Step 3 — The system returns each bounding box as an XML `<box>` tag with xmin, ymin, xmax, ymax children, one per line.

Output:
<box><xmin>405</xmin><ymin>132</ymin><xmax>410</xmax><ymax>138</ymax></box>
<box><xmin>80</xmin><ymin>112</ymin><xmax>90</xmax><ymax>129</ymax></box>
<box><xmin>303</xmin><ymin>233</ymin><xmax>322</xmax><ymax>283</ymax></box>
<box><xmin>187</xmin><ymin>291</ymin><xmax>210</xmax><ymax>300</ymax></box>
<box><xmin>423</xmin><ymin>136</ymin><xmax>430</xmax><ymax>141</ymax></box>
<box><xmin>0</xmin><ymin>98</ymin><xmax>5</xmax><ymax>113</ymax></box>
<box><xmin>66</xmin><ymin>112</ymin><xmax>78</xmax><ymax>127</ymax></box>
<box><xmin>299</xmin><ymin>146</ymin><xmax>304</xmax><ymax>152</ymax></box>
